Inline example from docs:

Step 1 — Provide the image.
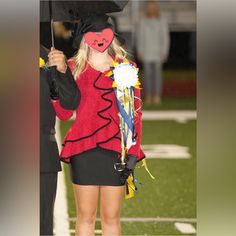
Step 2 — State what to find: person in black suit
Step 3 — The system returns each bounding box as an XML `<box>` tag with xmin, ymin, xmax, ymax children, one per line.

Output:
<box><xmin>40</xmin><ymin>45</ymin><xmax>80</xmax><ymax>235</ymax></box>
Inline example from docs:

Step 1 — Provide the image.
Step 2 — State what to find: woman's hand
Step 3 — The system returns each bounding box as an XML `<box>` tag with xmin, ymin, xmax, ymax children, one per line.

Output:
<box><xmin>120</xmin><ymin>155</ymin><xmax>137</xmax><ymax>184</ymax></box>
<box><xmin>48</xmin><ymin>48</ymin><xmax>67</xmax><ymax>74</ymax></box>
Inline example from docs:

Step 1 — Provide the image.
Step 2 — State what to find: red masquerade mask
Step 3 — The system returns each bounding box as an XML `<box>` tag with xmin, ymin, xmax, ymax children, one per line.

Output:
<box><xmin>84</xmin><ymin>28</ymin><xmax>114</xmax><ymax>52</ymax></box>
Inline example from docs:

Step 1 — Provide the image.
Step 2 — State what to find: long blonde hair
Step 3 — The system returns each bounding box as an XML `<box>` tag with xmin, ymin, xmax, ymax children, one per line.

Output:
<box><xmin>72</xmin><ymin>36</ymin><xmax>128</xmax><ymax>79</ymax></box>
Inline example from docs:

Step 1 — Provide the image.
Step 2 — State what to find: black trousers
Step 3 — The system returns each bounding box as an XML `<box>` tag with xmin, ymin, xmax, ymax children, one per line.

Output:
<box><xmin>40</xmin><ymin>172</ymin><xmax>58</xmax><ymax>236</ymax></box>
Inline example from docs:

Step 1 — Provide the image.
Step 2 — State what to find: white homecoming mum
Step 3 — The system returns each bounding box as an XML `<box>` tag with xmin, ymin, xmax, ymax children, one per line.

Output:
<box><xmin>113</xmin><ymin>63</ymin><xmax>138</xmax><ymax>89</ymax></box>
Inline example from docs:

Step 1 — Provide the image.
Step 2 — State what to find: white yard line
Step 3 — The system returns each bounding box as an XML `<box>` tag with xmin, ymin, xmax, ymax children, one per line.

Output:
<box><xmin>175</xmin><ymin>222</ymin><xmax>196</xmax><ymax>234</ymax></box>
<box><xmin>54</xmin><ymin>119</ymin><xmax>70</xmax><ymax>236</ymax></box>
<box><xmin>142</xmin><ymin>110</ymin><xmax>196</xmax><ymax>123</ymax></box>
<box><xmin>68</xmin><ymin>217</ymin><xmax>197</xmax><ymax>223</ymax></box>
<box><xmin>142</xmin><ymin>144</ymin><xmax>191</xmax><ymax>159</ymax></box>
<box><xmin>68</xmin><ymin>217</ymin><xmax>197</xmax><ymax>235</ymax></box>
<box><xmin>70</xmin><ymin>110</ymin><xmax>197</xmax><ymax>123</ymax></box>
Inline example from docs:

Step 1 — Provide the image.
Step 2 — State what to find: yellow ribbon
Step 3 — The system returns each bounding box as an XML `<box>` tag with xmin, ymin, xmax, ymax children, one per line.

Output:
<box><xmin>105</xmin><ymin>70</ymin><xmax>113</xmax><ymax>77</ymax></box>
<box><xmin>125</xmin><ymin>159</ymin><xmax>155</xmax><ymax>200</ymax></box>
<box><xmin>141</xmin><ymin>159</ymin><xmax>155</xmax><ymax>180</ymax></box>
<box><xmin>40</xmin><ymin>57</ymin><xmax>45</xmax><ymax>68</ymax></box>
<box><xmin>125</xmin><ymin>175</ymin><xmax>136</xmax><ymax>200</ymax></box>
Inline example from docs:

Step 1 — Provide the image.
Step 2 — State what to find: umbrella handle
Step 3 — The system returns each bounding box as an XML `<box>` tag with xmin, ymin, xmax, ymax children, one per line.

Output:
<box><xmin>51</xmin><ymin>19</ymin><xmax>55</xmax><ymax>48</ymax></box>
<box><xmin>50</xmin><ymin>66</ymin><xmax>57</xmax><ymax>80</ymax></box>
<box><xmin>48</xmin><ymin>66</ymin><xmax>59</xmax><ymax>100</ymax></box>
<box><xmin>49</xmin><ymin>0</ymin><xmax>55</xmax><ymax>48</ymax></box>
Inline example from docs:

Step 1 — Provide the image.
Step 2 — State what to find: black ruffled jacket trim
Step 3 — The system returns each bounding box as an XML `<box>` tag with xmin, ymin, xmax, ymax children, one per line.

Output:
<box><xmin>62</xmin><ymin>72</ymin><xmax>121</xmax><ymax>146</ymax></box>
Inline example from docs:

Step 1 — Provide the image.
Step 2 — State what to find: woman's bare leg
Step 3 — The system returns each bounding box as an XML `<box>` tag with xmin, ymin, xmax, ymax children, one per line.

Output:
<box><xmin>100</xmin><ymin>186</ymin><xmax>125</xmax><ymax>236</ymax></box>
<box><xmin>73</xmin><ymin>184</ymin><xmax>99</xmax><ymax>236</ymax></box>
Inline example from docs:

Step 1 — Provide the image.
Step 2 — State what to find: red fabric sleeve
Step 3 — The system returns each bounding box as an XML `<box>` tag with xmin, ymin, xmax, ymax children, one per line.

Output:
<box><xmin>51</xmin><ymin>100</ymin><xmax>74</xmax><ymax>121</ymax></box>
<box><xmin>127</xmin><ymin>87</ymin><xmax>144</xmax><ymax>161</ymax></box>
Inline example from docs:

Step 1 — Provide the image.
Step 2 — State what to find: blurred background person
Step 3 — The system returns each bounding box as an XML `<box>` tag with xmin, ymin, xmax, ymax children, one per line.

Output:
<box><xmin>136</xmin><ymin>0</ymin><xmax>170</xmax><ymax>105</ymax></box>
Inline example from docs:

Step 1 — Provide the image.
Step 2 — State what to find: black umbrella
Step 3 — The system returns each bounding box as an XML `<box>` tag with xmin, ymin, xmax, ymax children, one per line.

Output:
<box><xmin>40</xmin><ymin>0</ymin><xmax>128</xmax><ymax>49</ymax></box>
<box><xmin>40</xmin><ymin>0</ymin><xmax>128</xmax><ymax>22</ymax></box>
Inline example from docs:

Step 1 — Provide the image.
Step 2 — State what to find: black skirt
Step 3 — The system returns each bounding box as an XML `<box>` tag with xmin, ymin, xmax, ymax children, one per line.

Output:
<box><xmin>70</xmin><ymin>147</ymin><xmax>125</xmax><ymax>186</ymax></box>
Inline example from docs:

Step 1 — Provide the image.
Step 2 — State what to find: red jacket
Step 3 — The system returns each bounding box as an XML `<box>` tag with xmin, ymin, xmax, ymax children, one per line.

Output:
<box><xmin>52</xmin><ymin>59</ymin><xmax>145</xmax><ymax>163</ymax></box>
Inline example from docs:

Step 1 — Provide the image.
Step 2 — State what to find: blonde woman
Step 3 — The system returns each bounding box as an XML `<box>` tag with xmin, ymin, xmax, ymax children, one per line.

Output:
<box><xmin>52</xmin><ymin>14</ymin><xmax>145</xmax><ymax>236</ymax></box>
<box><xmin>136</xmin><ymin>0</ymin><xmax>170</xmax><ymax>104</ymax></box>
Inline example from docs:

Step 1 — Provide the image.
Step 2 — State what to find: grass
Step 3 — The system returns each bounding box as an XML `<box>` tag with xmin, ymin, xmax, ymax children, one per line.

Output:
<box><xmin>138</xmin><ymin>69</ymin><xmax>196</xmax><ymax>81</ymax></box>
<box><xmin>142</xmin><ymin>97</ymin><xmax>196</xmax><ymax>110</ymax></box>
<box><xmin>139</xmin><ymin>69</ymin><xmax>196</xmax><ymax>111</ymax></box>
<box><xmin>162</xmin><ymin>69</ymin><xmax>196</xmax><ymax>81</ymax></box>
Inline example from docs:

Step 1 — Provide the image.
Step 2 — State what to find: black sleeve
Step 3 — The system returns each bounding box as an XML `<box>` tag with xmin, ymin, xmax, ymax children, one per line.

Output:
<box><xmin>56</xmin><ymin>67</ymin><xmax>81</xmax><ymax>110</ymax></box>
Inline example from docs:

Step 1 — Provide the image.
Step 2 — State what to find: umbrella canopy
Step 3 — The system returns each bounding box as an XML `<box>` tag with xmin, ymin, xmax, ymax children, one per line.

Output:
<box><xmin>40</xmin><ymin>0</ymin><xmax>128</xmax><ymax>22</ymax></box>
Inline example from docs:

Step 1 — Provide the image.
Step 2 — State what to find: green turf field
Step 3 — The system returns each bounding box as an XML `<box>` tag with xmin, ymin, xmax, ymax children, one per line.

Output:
<box><xmin>142</xmin><ymin>97</ymin><xmax>196</xmax><ymax>110</ymax></box>
<box><xmin>60</xmin><ymin>114</ymin><xmax>196</xmax><ymax>235</ymax></box>
<box><xmin>162</xmin><ymin>69</ymin><xmax>196</xmax><ymax>81</ymax></box>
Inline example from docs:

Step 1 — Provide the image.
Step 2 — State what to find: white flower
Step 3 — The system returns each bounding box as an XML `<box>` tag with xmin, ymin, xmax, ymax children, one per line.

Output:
<box><xmin>113</xmin><ymin>63</ymin><xmax>138</xmax><ymax>89</ymax></box>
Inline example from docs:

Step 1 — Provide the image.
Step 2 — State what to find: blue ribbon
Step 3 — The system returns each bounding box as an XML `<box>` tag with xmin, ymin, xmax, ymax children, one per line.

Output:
<box><xmin>114</xmin><ymin>88</ymin><xmax>135</xmax><ymax>146</ymax></box>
